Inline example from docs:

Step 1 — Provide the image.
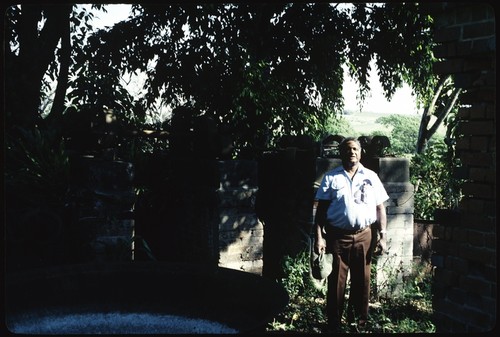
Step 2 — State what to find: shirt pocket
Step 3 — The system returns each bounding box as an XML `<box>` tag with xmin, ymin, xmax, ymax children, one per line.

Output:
<box><xmin>330</xmin><ymin>179</ymin><xmax>346</xmax><ymax>200</ymax></box>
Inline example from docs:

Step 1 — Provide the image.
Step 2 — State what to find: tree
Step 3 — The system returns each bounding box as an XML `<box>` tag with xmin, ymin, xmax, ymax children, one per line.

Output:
<box><xmin>4</xmin><ymin>4</ymin><xmax>99</xmax><ymax>130</ymax></box>
<box><xmin>376</xmin><ymin>114</ymin><xmax>421</xmax><ymax>155</ymax></box>
<box><xmin>416</xmin><ymin>75</ymin><xmax>462</xmax><ymax>153</ymax></box>
<box><xmin>5</xmin><ymin>3</ymin><xmax>436</xmax><ymax>154</ymax></box>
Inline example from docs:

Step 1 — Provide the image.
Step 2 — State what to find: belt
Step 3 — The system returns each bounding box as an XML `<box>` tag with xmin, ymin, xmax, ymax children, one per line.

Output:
<box><xmin>330</xmin><ymin>226</ymin><xmax>370</xmax><ymax>235</ymax></box>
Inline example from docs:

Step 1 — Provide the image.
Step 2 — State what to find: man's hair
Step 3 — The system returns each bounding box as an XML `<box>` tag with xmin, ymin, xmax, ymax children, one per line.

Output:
<box><xmin>339</xmin><ymin>137</ymin><xmax>361</xmax><ymax>153</ymax></box>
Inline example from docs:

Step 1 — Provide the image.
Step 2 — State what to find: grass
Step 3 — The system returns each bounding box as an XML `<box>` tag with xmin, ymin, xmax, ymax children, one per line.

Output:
<box><xmin>266</xmin><ymin>250</ymin><xmax>435</xmax><ymax>334</ymax></box>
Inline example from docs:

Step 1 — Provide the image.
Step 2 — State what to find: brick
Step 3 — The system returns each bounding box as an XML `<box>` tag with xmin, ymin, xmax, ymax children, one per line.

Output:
<box><xmin>480</xmin><ymin>296</ymin><xmax>497</xmax><ymax>319</ymax></box>
<box><xmin>220</xmin><ymin>246</ymin><xmax>263</xmax><ymax>260</ymax></box>
<box><xmin>434</xmin><ymin>268</ymin><xmax>460</xmax><ymax>287</ymax></box>
<box><xmin>454</xmin><ymin>71</ymin><xmax>480</xmax><ymax>88</ymax></box>
<box><xmin>457</xmin><ymin>107</ymin><xmax>471</xmax><ymax>119</ymax></box>
<box><xmin>470</xmin><ymin>41</ymin><xmax>496</xmax><ymax>61</ymax></box>
<box><xmin>463</xmin><ymin>57</ymin><xmax>494</xmax><ymax>72</ymax></box>
<box><xmin>470</xmin><ymin>4</ymin><xmax>495</xmax><ymax>21</ymax></box>
<box><xmin>449</xmin><ymin>240</ymin><xmax>461</xmax><ymax>256</ymax></box>
<box><xmin>432</xmin><ymin>239</ymin><xmax>452</xmax><ymax>255</ymax></box>
<box><xmin>455</xmin><ymin>136</ymin><xmax>470</xmax><ymax>150</ymax></box>
<box><xmin>460</xmin><ymin>88</ymin><xmax>496</xmax><ymax>104</ymax></box>
<box><xmin>459</xmin><ymin>275</ymin><xmax>492</xmax><ymax>296</ymax></box>
<box><xmin>459</xmin><ymin>212</ymin><xmax>495</xmax><ymax>231</ymax></box>
<box><xmin>455</xmin><ymin>40</ymin><xmax>473</xmax><ymax>56</ymax></box>
<box><xmin>465</xmin><ymin>292</ymin><xmax>484</xmax><ymax>311</ymax></box>
<box><xmin>432</xmin><ymin>311</ymin><xmax>453</xmax><ymax>332</ymax></box>
<box><xmin>485</xmin><ymin>103</ymin><xmax>496</xmax><ymax>117</ymax></box>
<box><xmin>469</xmin><ymin>167</ymin><xmax>495</xmax><ymax>182</ymax></box>
<box><xmin>463</xmin><ymin>22</ymin><xmax>495</xmax><ymax>39</ymax></box>
<box><xmin>384</xmin><ymin>182</ymin><xmax>414</xmax><ymax>194</ymax></box>
<box><xmin>440</xmin><ymin>297</ymin><xmax>473</xmax><ymax>324</ymax></box>
<box><xmin>460</xmin><ymin>306</ymin><xmax>494</xmax><ymax>332</ymax></box>
<box><xmin>218</xmin><ymin>160</ymin><xmax>258</xmax><ymax>187</ymax></box>
<box><xmin>386</xmin><ymin>213</ymin><xmax>413</xmax><ymax>230</ymax></box>
<box><xmin>457</xmin><ymin>121</ymin><xmax>495</xmax><ymax>136</ymax></box>
<box><xmin>433</xmin><ymin>43</ymin><xmax>451</xmax><ymax>58</ymax></box>
<box><xmin>431</xmin><ymin>254</ymin><xmax>444</xmax><ymax>268</ymax></box>
<box><xmin>448</xmin><ymin>288</ymin><xmax>467</xmax><ymax>304</ymax></box>
<box><xmin>467</xmin><ymin>103</ymin><xmax>488</xmax><ymax>119</ymax></box>
<box><xmin>452</xmin><ymin>165</ymin><xmax>468</xmax><ymax>179</ymax></box>
<box><xmin>452</xmin><ymin>227</ymin><xmax>468</xmax><ymax>243</ymax></box>
<box><xmin>459</xmin><ymin>245</ymin><xmax>496</xmax><ymax>266</ymax></box>
<box><xmin>391</xmin><ymin>191</ymin><xmax>414</xmax><ymax>206</ymax></box>
<box><xmin>387</xmin><ymin>205</ymin><xmax>414</xmax><ymax>215</ymax></box>
<box><xmin>456</xmin><ymin>3</ymin><xmax>494</xmax><ymax>23</ymax></box>
<box><xmin>459</xmin><ymin>152</ymin><xmax>495</xmax><ymax>167</ymax></box>
<box><xmin>469</xmin><ymin>263</ymin><xmax>497</xmax><ymax>284</ymax></box>
<box><xmin>484</xmin><ymin>234</ymin><xmax>496</xmax><ymax>250</ymax></box>
<box><xmin>451</xmin><ymin>257</ymin><xmax>469</xmax><ymax>274</ymax></box>
<box><xmin>461</xmin><ymin>182</ymin><xmax>494</xmax><ymax>198</ymax></box>
<box><xmin>444</xmin><ymin>255</ymin><xmax>455</xmax><ymax>270</ymax></box>
<box><xmin>219</xmin><ymin>209</ymin><xmax>261</xmax><ymax>231</ymax></box>
<box><xmin>466</xmin><ymin>230</ymin><xmax>485</xmax><ymax>246</ymax></box>
<box><xmin>219</xmin><ymin>259</ymin><xmax>263</xmax><ymax>274</ymax></box>
<box><xmin>433</xmin><ymin>59</ymin><xmax>464</xmax><ymax>74</ymax></box>
<box><xmin>376</xmin><ymin>158</ymin><xmax>410</xmax><ymax>183</ymax></box>
<box><xmin>219</xmin><ymin>228</ymin><xmax>264</xmax><ymax>246</ymax></box>
<box><xmin>434</xmin><ymin>26</ymin><xmax>462</xmax><ymax>42</ymax></box>
<box><xmin>217</xmin><ymin>188</ymin><xmax>258</xmax><ymax>208</ymax></box>
<box><xmin>432</xmin><ymin>224</ymin><xmax>445</xmax><ymax>238</ymax></box>
<box><xmin>483</xmin><ymin>200</ymin><xmax>496</xmax><ymax>216</ymax></box>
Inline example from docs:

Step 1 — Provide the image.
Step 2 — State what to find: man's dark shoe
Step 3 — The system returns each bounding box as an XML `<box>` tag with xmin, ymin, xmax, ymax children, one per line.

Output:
<box><xmin>356</xmin><ymin>320</ymin><xmax>368</xmax><ymax>333</ymax></box>
<box><xmin>326</xmin><ymin>320</ymin><xmax>342</xmax><ymax>333</ymax></box>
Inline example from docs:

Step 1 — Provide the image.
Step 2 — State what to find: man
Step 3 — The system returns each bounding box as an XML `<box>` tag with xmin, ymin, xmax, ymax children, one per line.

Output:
<box><xmin>314</xmin><ymin>137</ymin><xmax>389</xmax><ymax>332</ymax></box>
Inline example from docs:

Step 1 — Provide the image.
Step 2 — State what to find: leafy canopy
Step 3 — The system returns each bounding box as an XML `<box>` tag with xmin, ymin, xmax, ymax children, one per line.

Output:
<box><xmin>69</xmin><ymin>3</ymin><xmax>435</xmax><ymax>149</ymax></box>
<box><xmin>6</xmin><ymin>3</ymin><xmax>436</xmax><ymax>153</ymax></box>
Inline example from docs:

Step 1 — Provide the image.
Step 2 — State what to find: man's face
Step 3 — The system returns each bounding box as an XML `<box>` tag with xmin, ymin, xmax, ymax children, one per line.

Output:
<box><xmin>341</xmin><ymin>140</ymin><xmax>362</xmax><ymax>166</ymax></box>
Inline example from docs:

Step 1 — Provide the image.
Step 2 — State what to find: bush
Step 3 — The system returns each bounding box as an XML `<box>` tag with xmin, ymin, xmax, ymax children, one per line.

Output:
<box><xmin>267</xmin><ymin>250</ymin><xmax>435</xmax><ymax>333</ymax></box>
<box><xmin>410</xmin><ymin>139</ymin><xmax>462</xmax><ymax>220</ymax></box>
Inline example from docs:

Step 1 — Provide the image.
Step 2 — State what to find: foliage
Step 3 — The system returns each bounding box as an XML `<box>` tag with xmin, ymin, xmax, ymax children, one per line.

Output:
<box><xmin>6</xmin><ymin>3</ymin><xmax>436</xmax><ymax>157</ymax></box>
<box><xmin>268</xmin><ymin>251</ymin><xmax>435</xmax><ymax>333</ymax></box>
<box><xmin>376</xmin><ymin>114</ymin><xmax>422</xmax><ymax>155</ymax></box>
<box><xmin>4</xmin><ymin>4</ymin><xmax>100</xmax><ymax>128</ymax></box>
<box><xmin>417</xmin><ymin>75</ymin><xmax>462</xmax><ymax>153</ymax></box>
<box><xmin>5</xmin><ymin>127</ymin><xmax>70</xmax><ymax>207</ymax></box>
<box><xmin>410</xmin><ymin>139</ymin><xmax>462</xmax><ymax>220</ymax></box>
<box><xmin>323</xmin><ymin>112</ymin><xmax>357</xmax><ymax>138</ymax></box>
<box><xmin>268</xmin><ymin>250</ymin><xmax>327</xmax><ymax>333</ymax></box>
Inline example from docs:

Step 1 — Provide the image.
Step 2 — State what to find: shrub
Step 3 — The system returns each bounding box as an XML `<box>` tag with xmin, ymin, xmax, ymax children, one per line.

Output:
<box><xmin>410</xmin><ymin>139</ymin><xmax>462</xmax><ymax>220</ymax></box>
<box><xmin>267</xmin><ymin>250</ymin><xmax>435</xmax><ymax>333</ymax></box>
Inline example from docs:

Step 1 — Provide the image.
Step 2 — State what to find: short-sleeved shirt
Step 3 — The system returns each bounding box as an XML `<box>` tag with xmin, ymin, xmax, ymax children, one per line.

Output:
<box><xmin>315</xmin><ymin>163</ymin><xmax>389</xmax><ymax>230</ymax></box>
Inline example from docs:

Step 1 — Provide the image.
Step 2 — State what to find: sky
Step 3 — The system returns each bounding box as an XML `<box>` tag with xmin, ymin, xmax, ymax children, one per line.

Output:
<box><xmin>89</xmin><ymin>4</ymin><xmax>422</xmax><ymax>116</ymax></box>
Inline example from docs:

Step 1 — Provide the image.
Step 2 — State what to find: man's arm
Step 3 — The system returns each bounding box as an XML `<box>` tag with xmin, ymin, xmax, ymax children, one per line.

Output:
<box><xmin>314</xmin><ymin>200</ymin><xmax>330</xmax><ymax>254</ymax></box>
<box><xmin>376</xmin><ymin>203</ymin><xmax>387</xmax><ymax>253</ymax></box>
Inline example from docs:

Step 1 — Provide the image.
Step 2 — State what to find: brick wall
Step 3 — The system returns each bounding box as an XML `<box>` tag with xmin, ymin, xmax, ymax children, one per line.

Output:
<box><xmin>217</xmin><ymin>160</ymin><xmax>264</xmax><ymax>274</ymax></box>
<box><xmin>424</xmin><ymin>2</ymin><xmax>496</xmax><ymax>333</ymax></box>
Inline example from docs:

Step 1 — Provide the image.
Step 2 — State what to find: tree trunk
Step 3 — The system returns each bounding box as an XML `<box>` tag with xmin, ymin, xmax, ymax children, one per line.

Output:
<box><xmin>416</xmin><ymin>75</ymin><xmax>461</xmax><ymax>154</ymax></box>
<box><xmin>6</xmin><ymin>4</ymin><xmax>72</xmax><ymax>129</ymax></box>
<box><xmin>48</xmin><ymin>6</ymin><xmax>72</xmax><ymax>123</ymax></box>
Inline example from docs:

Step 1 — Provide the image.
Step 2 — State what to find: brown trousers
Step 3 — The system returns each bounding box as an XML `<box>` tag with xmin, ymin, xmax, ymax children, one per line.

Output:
<box><xmin>325</xmin><ymin>226</ymin><xmax>374</xmax><ymax>326</ymax></box>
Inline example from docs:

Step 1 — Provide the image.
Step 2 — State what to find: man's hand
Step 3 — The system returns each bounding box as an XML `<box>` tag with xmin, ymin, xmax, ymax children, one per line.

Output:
<box><xmin>376</xmin><ymin>234</ymin><xmax>387</xmax><ymax>255</ymax></box>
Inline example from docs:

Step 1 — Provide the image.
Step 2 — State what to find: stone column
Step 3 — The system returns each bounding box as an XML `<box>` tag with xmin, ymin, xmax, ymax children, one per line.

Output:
<box><xmin>369</xmin><ymin>157</ymin><xmax>414</xmax><ymax>296</ymax></box>
<box><xmin>217</xmin><ymin>160</ymin><xmax>263</xmax><ymax>274</ymax></box>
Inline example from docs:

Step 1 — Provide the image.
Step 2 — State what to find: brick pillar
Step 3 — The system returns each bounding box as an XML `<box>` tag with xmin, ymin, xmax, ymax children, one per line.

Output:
<box><xmin>217</xmin><ymin>160</ymin><xmax>263</xmax><ymax>274</ymax></box>
<box><xmin>424</xmin><ymin>2</ymin><xmax>496</xmax><ymax>332</ymax></box>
